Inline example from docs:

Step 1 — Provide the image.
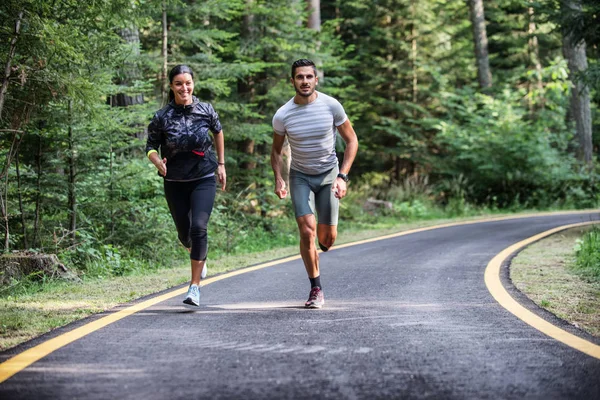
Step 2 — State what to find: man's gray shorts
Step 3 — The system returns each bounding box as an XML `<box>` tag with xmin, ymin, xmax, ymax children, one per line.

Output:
<box><xmin>289</xmin><ymin>166</ymin><xmax>339</xmax><ymax>225</ymax></box>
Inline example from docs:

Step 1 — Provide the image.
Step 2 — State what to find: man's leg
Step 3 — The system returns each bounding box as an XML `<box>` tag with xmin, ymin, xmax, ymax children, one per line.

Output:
<box><xmin>297</xmin><ymin>214</ymin><xmax>325</xmax><ymax>308</ymax></box>
<box><xmin>317</xmin><ymin>224</ymin><xmax>337</xmax><ymax>251</ymax></box>
<box><xmin>314</xmin><ymin>167</ymin><xmax>340</xmax><ymax>251</ymax></box>
<box><xmin>290</xmin><ymin>169</ymin><xmax>325</xmax><ymax>308</ymax></box>
<box><xmin>296</xmin><ymin>214</ymin><xmax>319</xmax><ymax>278</ymax></box>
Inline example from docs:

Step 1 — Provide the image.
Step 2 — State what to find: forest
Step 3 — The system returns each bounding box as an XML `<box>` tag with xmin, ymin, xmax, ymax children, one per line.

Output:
<box><xmin>0</xmin><ymin>0</ymin><xmax>598</xmax><ymax>278</ymax></box>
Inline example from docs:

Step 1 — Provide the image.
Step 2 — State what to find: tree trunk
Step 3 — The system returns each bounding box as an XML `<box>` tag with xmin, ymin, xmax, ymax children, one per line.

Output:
<box><xmin>0</xmin><ymin>10</ymin><xmax>23</xmax><ymax>120</ymax></box>
<box><xmin>468</xmin><ymin>0</ymin><xmax>492</xmax><ymax>89</ymax></box>
<box><xmin>0</xmin><ymin>178</ymin><xmax>9</xmax><ymax>251</ymax></box>
<box><xmin>67</xmin><ymin>101</ymin><xmax>77</xmax><ymax>244</ymax></box>
<box><xmin>562</xmin><ymin>0</ymin><xmax>592</xmax><ymax>165</ymax></box>
<box><xmin>527</xmin><ymin>4</ymin><xmax>544</xmax><ymax>111</ymax></box>
<box><xmin>411</xmin><ymin>1</ymin><xmax>418</xmax><ymax>111</ymax></box>
<box><xmin>108</xmin><ymin>27</ymin><xmax>144</xmax><ymax>107</ymax></box>
<box><xmin>109</xmin><ymin>142</ymin><xmax>115</xmax><ymax>242</ymax></box>
<box><xmin>161</xmin><ymin>1</ymin><xmax>169</xmax><ymax>104</ymax></box>
<box><xmin>0</xmin><ymin>131</ymin><xmax>23</xmax><ymax>251</ymax></box>
<box><xmin>15</xmin><ymin>151</ymin><xmax>27</xmax><ymax>249</ymax></box>
<box><xmin>307</xmin><ymin>0</ymin><xmax>321</xmax><ymax>31</ymax></box>
<box><xmin>33</xmin><ymin>134</ymin><xmax>42</xmax><ymax>248</ymax></box>
<box><xmin>239</xmin><ymin>0</ymin><xmax>257</xmax><ymax>170</ymax></box>
<box><xmin>307</xmin><ymin>0</ymin><xmax>324</xmax><ymax>81</ymax></box>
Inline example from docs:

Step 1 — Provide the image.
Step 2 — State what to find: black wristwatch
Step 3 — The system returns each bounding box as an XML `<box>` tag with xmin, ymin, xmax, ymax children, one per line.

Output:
<box><xmin>337</xmin><ymin>173</ymin><xmax>349</xmax><ymax>182</ymax></box>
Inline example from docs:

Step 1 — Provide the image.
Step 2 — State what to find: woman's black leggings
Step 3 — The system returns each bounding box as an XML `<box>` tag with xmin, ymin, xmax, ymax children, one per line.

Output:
<box><xmin>164</xmin><ymin>176</ymin><xmax>216</xmax><ymax>261</ymax></box>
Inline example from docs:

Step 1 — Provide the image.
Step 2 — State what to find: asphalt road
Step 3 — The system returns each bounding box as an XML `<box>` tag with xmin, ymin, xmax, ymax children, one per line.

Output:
<box><xmin>1</xmin><ymin>212</ymin><xmax>600</xmax><ymax>399</ymax></box>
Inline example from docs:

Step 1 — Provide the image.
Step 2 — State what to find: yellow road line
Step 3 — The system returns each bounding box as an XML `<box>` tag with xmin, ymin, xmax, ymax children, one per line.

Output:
<box><xmin>0</xmin><ymin>254</ymin><xmax>301</xmax><ymax>384</ymax></box>
<box><xmin>0</xmin><ymin>209</ymin><xmax>597</xmax><ymax>383</ymax></box>
<box><xmin>484</xmin><ymin>221</ymin><xmax>600</xmax><ymax>360</ymax></box>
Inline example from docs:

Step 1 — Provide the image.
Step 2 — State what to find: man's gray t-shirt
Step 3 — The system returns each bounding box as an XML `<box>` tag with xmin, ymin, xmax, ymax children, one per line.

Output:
<box><xmin>272</xmin><ymin>91</ymin><xmax>348</xmax><ymax>175</ymax></box>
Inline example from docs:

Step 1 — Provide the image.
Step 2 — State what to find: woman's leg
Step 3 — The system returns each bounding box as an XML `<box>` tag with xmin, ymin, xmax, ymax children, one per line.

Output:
<box><xmin>188</xmin><ymin>177</ymin><xmax>216</xmax><ymax>284</ymax></box>
<box><xmin>163</xmin><ymin>180</ymin><xmax>192</xmax><ymax>249</ymax></box>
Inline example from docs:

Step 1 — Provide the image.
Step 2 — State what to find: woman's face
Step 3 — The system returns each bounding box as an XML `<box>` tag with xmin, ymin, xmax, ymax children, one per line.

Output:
<box><xmin>170</xmin><ymin>73</ymin><xmax>194</xmax><ymax>105</ymax></box>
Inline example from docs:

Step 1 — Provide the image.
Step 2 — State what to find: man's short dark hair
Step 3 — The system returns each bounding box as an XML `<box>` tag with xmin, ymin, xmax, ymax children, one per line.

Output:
<box><xmin>291</xmin><ymin>59</ymin><xmax>317</xmax><ymax>78</ymax></box>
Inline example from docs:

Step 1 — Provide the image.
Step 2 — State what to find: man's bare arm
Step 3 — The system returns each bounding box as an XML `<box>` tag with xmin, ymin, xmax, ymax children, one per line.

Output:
<box><xmin>271</xmin><ymin>132</ymin><xmax>288</xmax><ymax>199</ymax></box>
<box><xmin>337</xmin><ymin>119</ymin><xmax>358</xmax><ymax>175</ymax></box>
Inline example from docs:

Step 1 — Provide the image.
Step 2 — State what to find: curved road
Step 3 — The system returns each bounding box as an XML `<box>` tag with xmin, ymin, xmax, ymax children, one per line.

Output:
<box><xmin>1</xmin><ymin>212</ymin><xmax>600</xmax><ymax>399</ymax></box>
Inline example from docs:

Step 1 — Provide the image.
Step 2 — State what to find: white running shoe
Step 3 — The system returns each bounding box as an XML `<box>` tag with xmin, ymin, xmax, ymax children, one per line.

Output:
<box><xmin>183</xmin><ymin>284</ymin><xmax>200</xmax><ymax>306</ymax></box>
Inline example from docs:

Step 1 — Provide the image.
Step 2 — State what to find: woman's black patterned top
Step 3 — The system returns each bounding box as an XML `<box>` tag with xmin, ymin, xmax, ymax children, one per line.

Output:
<box><xmin>146</xmin><ymin>96</ymin><xmax>222</xmax><ymax>181</ymax></box>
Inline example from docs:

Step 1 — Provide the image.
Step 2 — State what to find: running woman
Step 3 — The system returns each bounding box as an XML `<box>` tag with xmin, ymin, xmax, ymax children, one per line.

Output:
<box><xmin>271</xmin><ymin>59</ymin><xmax>359</xmax><ymax>308</ymax></box>
<box><xmin>146</xmin><ymin>64</ymin><xmax>226</xmax><ymax>306</ymax></box>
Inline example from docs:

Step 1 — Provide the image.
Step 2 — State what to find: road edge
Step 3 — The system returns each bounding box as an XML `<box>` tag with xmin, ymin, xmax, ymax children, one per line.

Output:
<box><xmin>484</xmin><ymin>220</ymin><xmax>600</xmax><ymax>360</ymax></box>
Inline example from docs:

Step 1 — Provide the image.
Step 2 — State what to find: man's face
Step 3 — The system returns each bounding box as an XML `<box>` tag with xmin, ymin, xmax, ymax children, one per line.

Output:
<box><xmin>292</xmin><ymin>66</ymin><xmax>318</xmax><ymax>97</ymax></box>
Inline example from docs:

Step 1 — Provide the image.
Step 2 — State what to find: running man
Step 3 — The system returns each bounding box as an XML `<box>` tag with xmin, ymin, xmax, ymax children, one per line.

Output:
<box><xmin>271</xmin><ymin>59</ymin><xmax>358</xmax><ymax>308</ymax></box>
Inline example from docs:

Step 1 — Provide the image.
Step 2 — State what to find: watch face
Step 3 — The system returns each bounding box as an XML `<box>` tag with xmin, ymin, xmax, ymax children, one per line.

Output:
<box><xmin>338</xmin><ymin>173</ymin><xmax>349</xmax><ymax>182</ymax></box>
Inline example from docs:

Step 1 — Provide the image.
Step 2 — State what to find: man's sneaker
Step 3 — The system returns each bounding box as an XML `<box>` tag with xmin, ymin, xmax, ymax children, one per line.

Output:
<box><xmin>305</xmin><ymin>286</ymin><xmax>324</xmax><ymax>308</ymax></box>
<box><xmin>201</xmin><ymin>262</ymin><xmax>207</xmax><ymax>279</ymax></box>
<box><xmin>183</xmin><ymin>284</ymin><xmax>200</xmax><ymax>306</ymax></box>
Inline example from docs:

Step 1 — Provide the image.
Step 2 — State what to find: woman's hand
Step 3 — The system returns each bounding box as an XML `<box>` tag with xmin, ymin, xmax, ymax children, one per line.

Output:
<box><xmin>149</xmin><ymin>151</ymin><xmax>167</xmax><ymax>177</ymax></box>
<box><xmin>217</xmin><ymin>164</ymin><xmax>226</xmax><ymax>191</ymax></box>
<box><xmin>154</xmin><ymin>157</ymin><xmax>167</xmax><ymax>176</ymax></box>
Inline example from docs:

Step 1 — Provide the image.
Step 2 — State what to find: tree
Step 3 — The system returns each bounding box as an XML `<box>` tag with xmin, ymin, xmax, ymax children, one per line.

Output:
<box><xmin>468</xmin><ymin>0</ymin><xmax>492</xmax><ymax>89</ymax></box>
<box><xmin>0</xmin><ymin>10</ymin><xmax>22</xmax><ymax>120</ymax></box>
<box><xmin>562</xmin><ymin>23</ymin><xmax>593</xmax><ymax>164</ymax></box>
<box><xmin>108</xmin><ymin>26</ymin><xmax>145</xmax><ymax>107</ymax></box>
<box><xmin>560</xmin><ymin>0</ymin><xmax>594</xmax><ymax>165</ymax></box>
<box><xmin>161</xmin><ymin>1</ymin><xmax>169</xmax><ymax>104</ymax></box>
<box><xmin>0</xmin><ymin>0</ymin><xmax>146</xmax><ymax>251</ymax></box>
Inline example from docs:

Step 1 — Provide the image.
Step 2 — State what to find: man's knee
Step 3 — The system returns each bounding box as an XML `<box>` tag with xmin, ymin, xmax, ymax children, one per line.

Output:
<box><xmin>317</xmin><ymin>226</ymin><xmax>337</xmax><ymax>251</ymax></box>
<box><xmin>318</xmin><ymin>236</ymin><xmax>335</xmax><ymax>251</ymax></box>
<box><xmin>297</xmin><ymin>216</ymin><xmax>316</xmax><ymax>241</ymax></box>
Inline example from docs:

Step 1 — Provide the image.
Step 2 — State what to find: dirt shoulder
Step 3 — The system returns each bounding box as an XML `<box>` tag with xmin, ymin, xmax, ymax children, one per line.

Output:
<box><xmin>511</xmin><ymin>227</ymin><xmax>600</xmax><ymax>338</ymax></box>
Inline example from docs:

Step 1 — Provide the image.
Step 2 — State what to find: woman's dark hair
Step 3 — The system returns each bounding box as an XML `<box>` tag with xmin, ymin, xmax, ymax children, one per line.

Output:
<box><xmin>168</xmin><ymin>65</ymin><xmax>194</xmax><ymax>102</ymax></box>
<box><xmin>291</xmin><ymin>59</ymin><xmax>317</xmax><ymax>78</ymax></box>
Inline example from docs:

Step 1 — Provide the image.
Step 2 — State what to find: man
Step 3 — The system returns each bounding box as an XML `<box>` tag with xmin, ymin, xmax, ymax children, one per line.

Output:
<box><xmin>271</xmin><ymin>59</ymin><xmax>358</xmax><ymax>308</ymax></box>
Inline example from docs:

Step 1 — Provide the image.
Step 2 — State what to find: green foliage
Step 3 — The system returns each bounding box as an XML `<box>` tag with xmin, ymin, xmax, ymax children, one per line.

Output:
<box><xmin>431</xmin><ymin>78</ymin><xmax>598</xmax><ymax>207</ymax></box>
<box><xmin>0</xmin><ymin>0</ymin><xmax>598</xmax><ymax>284</ymax></box>
<box><xmin>573</xmin><ymin>227</ymin><xmax>600</xmax><ymax>281</ymax></box>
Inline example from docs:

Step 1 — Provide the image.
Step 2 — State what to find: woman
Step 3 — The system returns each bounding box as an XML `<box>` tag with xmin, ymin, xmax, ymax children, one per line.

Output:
<box><xmin>146</xmin><ymin>64</ymin><xmax>226</xmax><ymax>306</ymax></box>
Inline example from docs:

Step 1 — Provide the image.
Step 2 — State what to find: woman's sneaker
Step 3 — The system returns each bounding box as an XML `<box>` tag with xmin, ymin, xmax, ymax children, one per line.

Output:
<box><xmin>183</xmin><ymin>284</ymin><xmax>200</xmax><ymax>306</ymax></box>
<box><xmin>305</xmin><ymin>286</ymin><xmax>324</xmax><ymax>308</ymax></box>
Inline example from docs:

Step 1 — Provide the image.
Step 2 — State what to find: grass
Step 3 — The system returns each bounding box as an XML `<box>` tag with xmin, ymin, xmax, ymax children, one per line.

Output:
<box><xmin>573</xmin><ymin>227</ymin><xmax>600</xmax><ymax>280</ymax></box>
<box><xmin>511</xmin><ymin>226</ymin><xmax>600</xmax><ymax>338</ymax></box>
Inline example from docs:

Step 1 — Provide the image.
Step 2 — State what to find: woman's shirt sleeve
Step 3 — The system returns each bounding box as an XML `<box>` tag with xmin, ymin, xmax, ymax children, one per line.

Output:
<box><xmin>208</xmin><ymin>104</ymin><xmax>223</xmax><ymax>134</ymax></box>
<box><xmin>145</xmin><ymin>113</ymin><xmax>163</xmax><ymax>154</ymax></box>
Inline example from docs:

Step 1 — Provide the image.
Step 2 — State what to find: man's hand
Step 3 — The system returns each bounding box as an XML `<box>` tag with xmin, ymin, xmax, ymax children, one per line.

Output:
<box><xmin>275</xmin><ymin>178</ymin><xmax>288</xmax><ymax>199</ymax></box>
<box><xmin>332</xmin><ymin>178</ymin><xmax>347</xmax><ymax>199</ymax></box>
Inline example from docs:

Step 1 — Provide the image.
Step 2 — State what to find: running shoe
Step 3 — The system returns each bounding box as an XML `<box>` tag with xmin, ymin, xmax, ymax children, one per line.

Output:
<box><xmin>305</xmin><ymin>286</ymin><xmax>324</xmax><ymax>308</ymax></box>
<box><xmin>183</xmin><ymin>284</ymin><xmax>200</xmax><ymax>306</ymax></box>
<box><xmin>201</xmin><ymin>262</ymin><xmax>207</xmax><ymax>279</ymax></box>
<box><xmin>318</xmin><ymin>242</ymin><xmax>329</xmax><ymax>252</ymax></box>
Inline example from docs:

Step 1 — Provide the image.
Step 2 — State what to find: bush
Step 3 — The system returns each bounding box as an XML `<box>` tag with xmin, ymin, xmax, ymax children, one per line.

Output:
<box><xmin>432</xmin><ymin>86</ymin><xmax>598</xmax><ymax>208</ymax></box>
<box><xmin>573</xmin><ymin>227</ymin><xmax>600</xmax><ymax>281</ymax></box>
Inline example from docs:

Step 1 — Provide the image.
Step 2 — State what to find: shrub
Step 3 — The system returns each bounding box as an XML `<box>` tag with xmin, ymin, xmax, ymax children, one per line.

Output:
<box><xmin>573</xmin><ymin>227</ymin><xmax>600</xmax><ymax>281</ymax></box>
